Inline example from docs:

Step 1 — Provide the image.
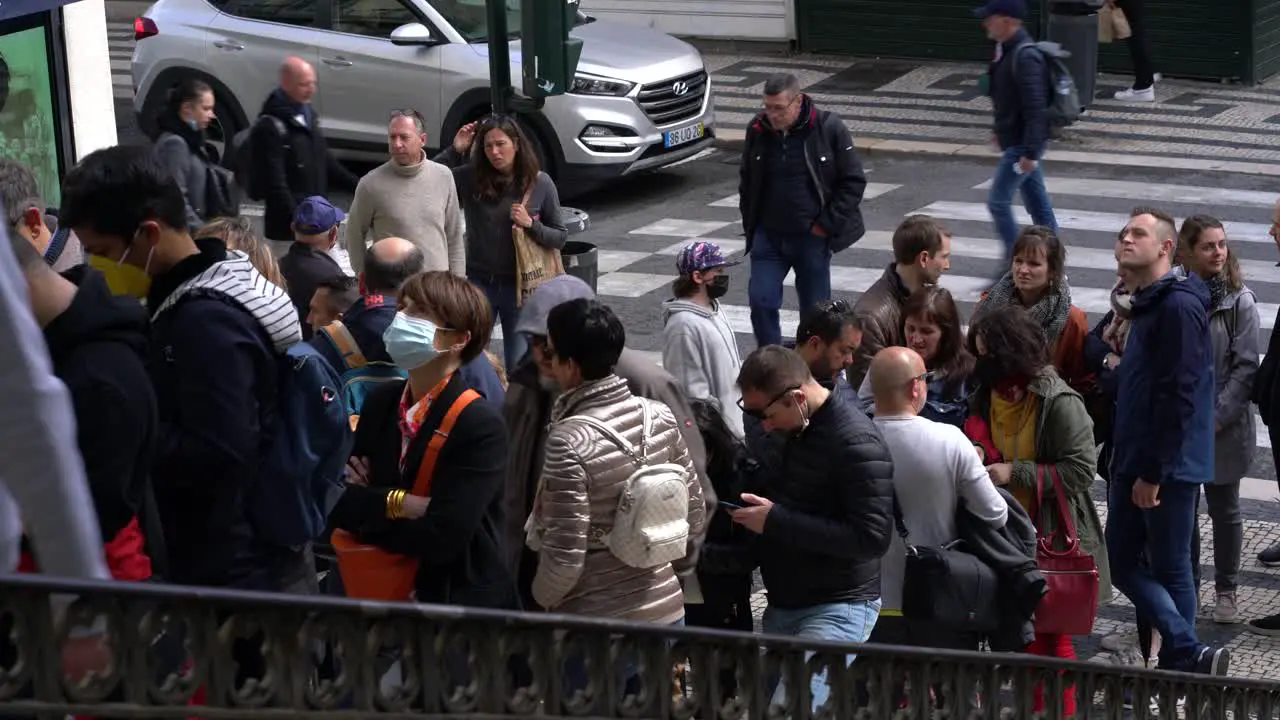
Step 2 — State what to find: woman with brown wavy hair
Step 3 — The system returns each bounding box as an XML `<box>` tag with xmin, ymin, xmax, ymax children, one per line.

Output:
<box><xmin>859</xmin><ymin>286</ymin><xmax>974</xmax><ymax>427</ymax></box>
<box><xmin>436</xmin><ymin>115</ymin><xmax>568</xmax><ymax>370</ymax></box>
<box><xmin>1176</xmin><ymin>214</ymin><xmax>1259</xmax><ymax>624</ymax></box>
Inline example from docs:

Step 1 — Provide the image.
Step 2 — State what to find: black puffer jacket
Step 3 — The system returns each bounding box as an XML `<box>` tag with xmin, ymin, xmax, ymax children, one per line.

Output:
<box><xmin>745</xmin><ymin>390</ymin><xmax>894</xmax><ymax>609</ymax></box>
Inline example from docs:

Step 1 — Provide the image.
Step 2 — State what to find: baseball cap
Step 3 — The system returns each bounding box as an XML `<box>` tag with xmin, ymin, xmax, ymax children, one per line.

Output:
<box><xmin>676</xmin><ymin>241</ymin><xmax>740</xmax><ymax>275</ymax></box>
<box><xmin>973</xmin><ymin>0</ymin><xmax>1026</xmax><ymax>20</ymax></box>
<box><xmin>293</xmin><ymin>196</ymin><xmax>346</xmax><ymax>235</ymax></box>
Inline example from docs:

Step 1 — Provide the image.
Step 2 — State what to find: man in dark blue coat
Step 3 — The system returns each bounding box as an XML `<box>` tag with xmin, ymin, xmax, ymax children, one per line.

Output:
<box><xmin>976</xmin><ymin>0</ymin><xmax>1059</xmax><ymax>271</ymax></box>
<box><xmin>1108</xmin><ymin>206</ymin><xmax>1228</xmax><ymax>675</ymax></box>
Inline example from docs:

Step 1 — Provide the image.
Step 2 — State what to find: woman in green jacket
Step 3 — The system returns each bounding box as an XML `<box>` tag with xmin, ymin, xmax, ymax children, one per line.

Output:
<box><xmin>965</xmin><ymin>307</ymin><xmax>1110</xmax><ymax>718</ymax></box>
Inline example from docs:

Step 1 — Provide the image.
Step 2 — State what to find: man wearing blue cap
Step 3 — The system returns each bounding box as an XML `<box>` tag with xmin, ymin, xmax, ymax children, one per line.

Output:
<box><xmin>280</xmin><ymin>195</ymin><xmax>349</xmax><ymax>340</ymax></box>
<box><xmin>975</xmin><ymin>0</ymin><xmax>1059</xmax><ymax>272</ymax></box>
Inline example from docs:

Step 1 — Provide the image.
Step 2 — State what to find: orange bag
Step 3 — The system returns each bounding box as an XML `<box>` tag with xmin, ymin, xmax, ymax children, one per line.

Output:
<box><xmin>331</xmin><ymin>389</ymin><xmax>480</xmax><ymax>601</ymax></box>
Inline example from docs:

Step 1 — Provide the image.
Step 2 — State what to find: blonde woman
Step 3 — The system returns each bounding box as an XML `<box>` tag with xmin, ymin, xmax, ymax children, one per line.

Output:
<box><xmin>195</xmin><ymin>216</ymin><xmax>288</xmax><ymax>291</ymax></box>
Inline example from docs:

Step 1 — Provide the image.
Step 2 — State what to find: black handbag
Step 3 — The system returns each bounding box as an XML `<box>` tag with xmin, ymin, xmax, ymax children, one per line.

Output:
<box><xmin>894</xmin><ymin>496</ymin><xmax>1001</xmax><ymax>633</ymax></box>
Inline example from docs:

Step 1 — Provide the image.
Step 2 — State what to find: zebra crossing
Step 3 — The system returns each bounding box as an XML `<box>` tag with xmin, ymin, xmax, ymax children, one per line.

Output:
<box><xmin>107</xmin><ymin>21</ymin><xmax>134</xmax><ymax>100</ymax></box>
<box><xmin>558</xmin><ymin>168</ymin><xmax>1280</xmax><ymax>500</ymax></box>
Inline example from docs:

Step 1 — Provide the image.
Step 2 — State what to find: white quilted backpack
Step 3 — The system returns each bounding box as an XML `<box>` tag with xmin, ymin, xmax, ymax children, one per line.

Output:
<box><xmin>566</xmin><ymin>399</ymin><xmax>691</xmax><ymax>569</ymax></box>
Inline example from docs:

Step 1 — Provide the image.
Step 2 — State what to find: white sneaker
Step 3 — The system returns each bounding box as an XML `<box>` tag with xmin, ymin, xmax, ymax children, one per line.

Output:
<box><xmin>1114</xmin><ymin>86</ymin><xmax>1155</xmax><ymax>101</ymax></box>
<box><xmin>1213</xmin><ymin>592</ymin><xmax>1240</xmax><ymax>624</ymax></box>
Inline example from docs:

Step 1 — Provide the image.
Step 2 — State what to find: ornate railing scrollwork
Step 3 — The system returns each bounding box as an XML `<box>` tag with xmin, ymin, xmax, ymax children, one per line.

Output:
<box><xmin>0</xmin><ymin>575</ymin><xmax>1275</xmax><ymax>719</ymax></box>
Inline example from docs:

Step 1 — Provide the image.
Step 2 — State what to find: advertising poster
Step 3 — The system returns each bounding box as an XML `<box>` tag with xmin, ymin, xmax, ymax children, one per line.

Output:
<box><xmin>0</xmin><ymin>25</ymin><xmax>59</xmax><ymax>207</ymax></box>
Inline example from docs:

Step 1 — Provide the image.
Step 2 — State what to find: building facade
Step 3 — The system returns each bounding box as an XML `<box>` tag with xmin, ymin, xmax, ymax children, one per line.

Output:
<box><xmin>0</xmin><ymin>0</ymin><xmax>117</xmax><ymax>209</ymax></box>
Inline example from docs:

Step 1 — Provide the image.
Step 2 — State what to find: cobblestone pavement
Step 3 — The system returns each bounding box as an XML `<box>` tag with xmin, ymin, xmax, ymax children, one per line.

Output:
<box><xmin>705</xmin><ymin>53</ymin><xmax>1280</xmax><ymax>172</ymax></box>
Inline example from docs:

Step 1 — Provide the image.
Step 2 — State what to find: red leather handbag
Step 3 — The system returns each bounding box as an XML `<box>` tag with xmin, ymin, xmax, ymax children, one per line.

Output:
<box><xmin>1032</xmin><ymin>465</ymin><xmax>1100</xmax><ymax>637</ymax></box>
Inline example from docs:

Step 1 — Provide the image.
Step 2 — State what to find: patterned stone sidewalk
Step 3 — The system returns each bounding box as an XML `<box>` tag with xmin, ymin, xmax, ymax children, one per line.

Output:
<box><xmin>746</xmin><ymin>488</ymin><xmax>1280</xmax><ymax>681</ymax></box>
<box><xmin>707</xmin><ymin>53</ymin><xmax>1280</xmax><ymax>175</ymax></box>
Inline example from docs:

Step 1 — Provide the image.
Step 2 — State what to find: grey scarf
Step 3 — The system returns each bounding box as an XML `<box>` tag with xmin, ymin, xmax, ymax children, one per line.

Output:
<box><xmin>976</xmin><ymin>271</ymin><xmax>1074</xmax><ymax>346</ymax></box>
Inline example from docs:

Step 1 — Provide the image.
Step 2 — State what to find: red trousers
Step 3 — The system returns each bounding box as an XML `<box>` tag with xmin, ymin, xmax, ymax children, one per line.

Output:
<box><xmin>1027</xmin><ymin>633</ymin><xmax>1077</xmax><ymax>717</ymax></box>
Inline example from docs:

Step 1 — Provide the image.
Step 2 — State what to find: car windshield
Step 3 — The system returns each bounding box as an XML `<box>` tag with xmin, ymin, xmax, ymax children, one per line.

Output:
<box><xmin>431</xmin><ymin>0</ymin><xmax>587</xmax><ymax>42</ymax></box>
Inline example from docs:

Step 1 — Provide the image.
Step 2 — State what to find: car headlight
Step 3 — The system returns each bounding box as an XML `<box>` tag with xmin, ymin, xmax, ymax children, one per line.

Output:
<box><xmin>569</xmin><ymin>74</ymin><xmax>634</xmax><ymax>96</ymax></box>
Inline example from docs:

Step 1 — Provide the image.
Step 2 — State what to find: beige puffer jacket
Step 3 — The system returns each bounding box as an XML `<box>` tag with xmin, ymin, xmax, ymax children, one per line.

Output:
<box><xmin>530</xmin><ymin>374</ymin><xmax>706</xmax><ymax>624</ymax></box>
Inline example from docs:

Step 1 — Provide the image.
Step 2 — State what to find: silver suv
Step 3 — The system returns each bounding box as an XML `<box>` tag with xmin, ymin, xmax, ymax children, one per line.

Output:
<box><xmin>130</xmin><ymin>0</ymin><xmax>714</xmax><ymax>192</ymax></box>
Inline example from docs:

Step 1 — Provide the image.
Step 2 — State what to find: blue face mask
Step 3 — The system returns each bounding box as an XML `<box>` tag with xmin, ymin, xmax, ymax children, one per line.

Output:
<box><xmin>382</xmin><ymin>312</ymin><xmax>442</xmax><ymax>370</ymax></box>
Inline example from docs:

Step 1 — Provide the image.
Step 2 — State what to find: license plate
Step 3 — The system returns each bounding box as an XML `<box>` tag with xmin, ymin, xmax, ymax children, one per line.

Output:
<box><xmin>663</xmin><ymin>122</ymin><xmax>705</xmax><ymax>148</ymax></box>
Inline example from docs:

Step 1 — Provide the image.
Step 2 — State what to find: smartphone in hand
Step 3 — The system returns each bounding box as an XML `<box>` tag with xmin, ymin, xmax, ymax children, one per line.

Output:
<box><xmin>719</xmin><ymin>500</ymin><xmax>745</xmax><ymax>511</ymax></box>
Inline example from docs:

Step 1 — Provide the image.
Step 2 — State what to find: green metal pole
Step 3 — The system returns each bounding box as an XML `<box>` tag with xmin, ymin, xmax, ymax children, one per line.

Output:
<box><xmin>487</xmin><ymin>0</ymin><xmax>512</xmax><ymax>113</ymax></box>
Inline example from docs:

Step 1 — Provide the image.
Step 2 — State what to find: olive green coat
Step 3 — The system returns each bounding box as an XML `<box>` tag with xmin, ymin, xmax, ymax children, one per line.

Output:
<box><xmin>972</xmin><ymin>368</ymin><xmax>1113</xmax><ymax>606</ymax></box>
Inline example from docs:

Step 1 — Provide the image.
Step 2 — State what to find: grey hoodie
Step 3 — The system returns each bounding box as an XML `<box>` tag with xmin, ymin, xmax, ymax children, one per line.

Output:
<box><xmin>661</xmin><ymin>297</ymin><xmax>743</xmax><ymax>437</ymax></box>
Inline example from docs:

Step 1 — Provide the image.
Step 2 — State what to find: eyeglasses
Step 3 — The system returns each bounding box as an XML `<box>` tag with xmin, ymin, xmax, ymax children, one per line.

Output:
<box><xmin>817</xmin><ymin>299</ymin><xmax>852</xmax><ymax>314</ymax></box>
<box><xmin>762</xmin><ymin>96</ymin><xmax>798</xmax><ymax>113</ymax></box>
<box><xmin>737</xmin><ymin>385</ymin><xmax>800</xmax><ymax>421</ymax></box>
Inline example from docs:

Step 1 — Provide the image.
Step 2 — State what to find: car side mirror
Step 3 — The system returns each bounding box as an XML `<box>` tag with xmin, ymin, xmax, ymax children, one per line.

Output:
<box><xmin>390</xmin><ymin>22</ymin><xmax>434</xmax><ymax>46</ymax></box>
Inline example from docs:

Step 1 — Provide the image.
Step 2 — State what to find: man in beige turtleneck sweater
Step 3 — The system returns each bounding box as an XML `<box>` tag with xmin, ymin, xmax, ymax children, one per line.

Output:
<box><xmin>346</xmin><ymin>109</ymin><xmax>464</xmax><ymax>275</ymax></box>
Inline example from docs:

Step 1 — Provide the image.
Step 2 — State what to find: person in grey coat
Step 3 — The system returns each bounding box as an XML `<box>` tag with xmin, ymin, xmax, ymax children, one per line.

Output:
<box><xmin>1178</xmin><ymin>216</ymin><xmax>1260</xmax><ymax>625</ymax></box>
<box><xmin>662</xmin><ymin>241</ymin><xmax>744</xmax><ymax>437</ymax></box>
<box><xmin>151</xmin><ymin>78</ymin><xmax>229</xmax><ymax>231</ymax></box>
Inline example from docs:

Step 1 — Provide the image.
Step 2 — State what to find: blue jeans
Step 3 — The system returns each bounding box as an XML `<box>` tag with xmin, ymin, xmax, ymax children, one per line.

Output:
<box><xmin>986</xmin><ymin>146</ymin><xmax>1058</xmax><ymax>270</ymax></box>
<box><xmin>469</xmin><ymin>272</ymin><xmax>527</xmax><ymax>371</ymax></box>
<box><xmin>1106</xmin><ymin>478</ymin><xmax>1204</xmax><ymax>670</ymax></box>
<box><xmin>748</xmin><ymin>228</ymin><xmax>832</xmax><ymax>347</ymax></box>
<box><xmin>762</xmin><ymin>599</ymin><xmax>880</xmax><ymax>711</ymax></box>
<box><xmin>563</xmin><ymin>618</ymin><xmax>684</xmax><ymax>698</ymax></box>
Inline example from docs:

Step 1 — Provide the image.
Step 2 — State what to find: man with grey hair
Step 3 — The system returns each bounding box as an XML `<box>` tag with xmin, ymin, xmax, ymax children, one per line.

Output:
<box><xmin>345</xmin><ymin>108</ymin><xmax>463</xmax><ymax>276</ymax></box>
<box><xmin>0</xmin><ymin>159</ymin><xmax>83</xmax><ymax>272</ymax></box>
<box><xmin>740</xmin><ymin>72</ymin><xmax>867</xmax><ymax>347</ymax></box>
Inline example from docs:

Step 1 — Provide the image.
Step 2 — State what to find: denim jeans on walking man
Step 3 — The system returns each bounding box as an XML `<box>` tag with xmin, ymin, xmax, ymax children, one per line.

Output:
<box><xmin>763</xmin><ymin>599</ymin><xmax>880</xmax><ymax>711</ymax></box>
<box><xmin>1106</xmin><ymin>478</ymin><xmax>1204</xmax><ymax>670</ymax></box>
<box><xmin>986</xmin><ymin>145</ymin><xmax>1059</xmax><ymax>269</ymax></box>
<box><xmin>748</xmin><ymin>228</ymin><xmax>833</xmax><ymax>346</ymax></box>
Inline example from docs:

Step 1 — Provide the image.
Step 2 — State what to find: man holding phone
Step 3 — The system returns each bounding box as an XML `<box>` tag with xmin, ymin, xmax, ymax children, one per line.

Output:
<box><xmin>731</xmin><ymin>345</ymin><xmax>894</xmax><ymax>710</ymax></box>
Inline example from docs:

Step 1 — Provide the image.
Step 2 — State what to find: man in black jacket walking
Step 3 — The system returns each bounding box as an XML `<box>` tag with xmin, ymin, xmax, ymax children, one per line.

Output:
<box><xmin>731</xmin><ymin>345</ymin><xmax>892</xmax><ymax>711</ymax></box>
<box><xmin>977</xmin><ymin>0</ymin><xmax>1059</xmax><ymax>272</ymax></box>
<box><xmin>739</xmin><ymin>74</ymin><xmax>867</xmax><ymax>347</ymax></box>
<box><xmin>253</xmin><ymin>57</ymin><xmax>360</xmax><ymax>244</ymax></box>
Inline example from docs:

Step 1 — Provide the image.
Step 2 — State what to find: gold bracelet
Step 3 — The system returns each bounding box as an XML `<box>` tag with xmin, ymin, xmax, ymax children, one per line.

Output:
<box><xmin>386</xmin><ymin>489</ymin><xmax>403</xmax><ymax>519</ymax></box>
<box><xmin>393</xmin><ymin>490</ymin><xmax>406</xmax><ymax>519</ymax></box>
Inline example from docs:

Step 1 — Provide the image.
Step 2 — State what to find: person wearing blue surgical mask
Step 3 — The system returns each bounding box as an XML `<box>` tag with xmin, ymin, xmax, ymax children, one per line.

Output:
<box><xmin>328</xmin><ymin>270</ymin><xmax>517</xmax><ymax>610</ymax></box>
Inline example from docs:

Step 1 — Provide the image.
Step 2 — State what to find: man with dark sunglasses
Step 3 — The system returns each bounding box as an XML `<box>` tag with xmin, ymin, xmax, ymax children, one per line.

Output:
<box><xmin>729</xmin><ymin>345</ymin><xmax>893</xmax><ymax>712</ymax></box>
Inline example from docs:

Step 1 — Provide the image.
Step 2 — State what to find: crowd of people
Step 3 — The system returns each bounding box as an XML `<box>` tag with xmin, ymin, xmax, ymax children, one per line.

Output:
<box><xmin>0</xmin><ymin>26</ymin><xmax>1277</xmax><ymax>716</ymax></box>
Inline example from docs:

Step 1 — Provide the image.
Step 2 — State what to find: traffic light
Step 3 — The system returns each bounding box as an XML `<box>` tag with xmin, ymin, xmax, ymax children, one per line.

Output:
<box><xmin>520</xmin><ymin>0</ymin><xmax>583</xmax><ymax>99</ymax></box>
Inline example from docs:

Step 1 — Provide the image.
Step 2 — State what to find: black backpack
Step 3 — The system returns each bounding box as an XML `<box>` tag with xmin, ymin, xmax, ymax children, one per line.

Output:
<box><xmin>228</xmin><ymin>115</ymin><xmax>287</xmax><ymax>202</ymax></box>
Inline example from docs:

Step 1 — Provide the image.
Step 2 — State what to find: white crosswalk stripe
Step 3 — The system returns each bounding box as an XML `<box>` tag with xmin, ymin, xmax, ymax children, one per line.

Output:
<box><xmin>107</xmin><ymin>22</ymin><xmax>135</xmax><ymax>100</ymax></box>
<box><xmin>593</xmin><ymin>174</ymin><xmax>1280</xmax><ymax>495</ymax></box>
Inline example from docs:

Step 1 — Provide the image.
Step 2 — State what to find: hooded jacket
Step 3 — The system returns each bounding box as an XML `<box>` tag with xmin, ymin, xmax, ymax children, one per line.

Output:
<box><xmin>251</xmin><ymin>88</ymin><xmax>359</xmax><ymax>241</ymax></box>
<box><xmin>1111</xmin><ymin>270</ymin><xmax>1215</xmax><ymax>486</ymax></box>
<box><xmin>738</xmin><ymin>94</ymin><xmax>867</xmax><ymax>254</ymax></box>
<box><xmin>661</xmin><ymin>297</ymin><xmax>744</xmax><ymax>437</ymax></box>
<box><xmin>147</xmin><ymin>238</ymin><xmax>305</xmax><ymax>589</ymax></box>
<box><xmin>41</xmin><ymin>266</ymin><xmax>164</xmax><ymax>579</ymax></box>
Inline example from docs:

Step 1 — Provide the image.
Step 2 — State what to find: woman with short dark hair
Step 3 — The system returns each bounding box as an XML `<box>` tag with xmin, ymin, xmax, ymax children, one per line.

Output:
<box><xmin>329</xmin><ymin>270</ymin><xmax>515</xmax><ymax>608</ymax></box>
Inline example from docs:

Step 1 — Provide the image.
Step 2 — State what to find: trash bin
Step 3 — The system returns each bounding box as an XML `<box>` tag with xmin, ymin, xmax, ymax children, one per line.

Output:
<box><xmin>560</xmin><ymin>206</ymin><xmax>590</xmax><ymax>236</ymax></box>
<box><xmin>561</xmin><ymin>240</ymin><xmax>598</xmax><ymax>292</ymax></box>
<box><xmin>1046</xmin><ymin>1</ymin><xmax>1101</xmax><ymax>108</ymax></box>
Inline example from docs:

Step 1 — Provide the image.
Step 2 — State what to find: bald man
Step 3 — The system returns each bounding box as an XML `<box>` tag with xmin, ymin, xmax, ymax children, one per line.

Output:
<box><xmin>309</xmin><ymin>236</ymin><xmax>505</xmax><ymax>408</ymax></box>
<box><xmin>252</xmin><ymin>56</ymin><xmax>360</xmax><ymax>245</ymax></box>
<box><xmin>867</xmin><ymin>347</ymin><xmax>1007</xmax><ymax>648</ymax></box>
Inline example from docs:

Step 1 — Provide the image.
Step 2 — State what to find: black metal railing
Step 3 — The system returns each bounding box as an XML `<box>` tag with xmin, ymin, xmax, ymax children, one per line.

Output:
<box><xmin>0</xmin><ymin>574</ymin><xmax>1277</xmax><ymax>719</ymax></box>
